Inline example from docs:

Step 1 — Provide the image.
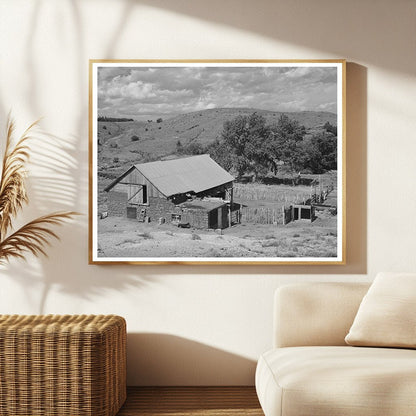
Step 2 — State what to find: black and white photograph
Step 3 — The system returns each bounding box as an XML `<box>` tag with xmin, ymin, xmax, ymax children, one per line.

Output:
<box><xmin>89</xmin><ymin>60</ymin><xmax>345</xmax><ymax>264</ymax></box>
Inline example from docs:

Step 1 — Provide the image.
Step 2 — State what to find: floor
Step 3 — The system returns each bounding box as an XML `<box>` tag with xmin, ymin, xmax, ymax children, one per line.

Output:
<box><xmin>117</xmin><ymin>386</ymin><xmax>264</xmax><ymax>416</ymax></box>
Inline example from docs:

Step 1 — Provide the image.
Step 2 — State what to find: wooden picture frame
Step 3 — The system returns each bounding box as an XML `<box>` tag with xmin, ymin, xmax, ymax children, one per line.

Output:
<box><xmin>89</xmin><ymin>60</ymin><xmax>346</xmax><ymax>265</ymax></box>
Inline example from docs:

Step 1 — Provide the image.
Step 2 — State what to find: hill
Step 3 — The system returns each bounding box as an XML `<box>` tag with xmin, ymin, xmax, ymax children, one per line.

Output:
<box><xmin>96</xmin><ymin>107</ymin><xmax>337</xmax><ymax>185</ymax></box>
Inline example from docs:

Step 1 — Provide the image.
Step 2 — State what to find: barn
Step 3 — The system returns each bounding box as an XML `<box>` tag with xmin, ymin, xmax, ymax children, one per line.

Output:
<box><xmin>104</xmin><ymin>154</ymin><xmax>239</xmax><ymax>229</ymax></box>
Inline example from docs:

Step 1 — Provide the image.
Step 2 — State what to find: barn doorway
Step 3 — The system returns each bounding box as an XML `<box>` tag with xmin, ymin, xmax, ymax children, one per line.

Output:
<box><xmin>128</xmin><ymin>184</ymin><xmax>147</xmax><ymax>204</ymax></box>
<box><xmin>208</xmin><ymin>209</ymin><xmax>218</xmax><ymax>229</ymax></box>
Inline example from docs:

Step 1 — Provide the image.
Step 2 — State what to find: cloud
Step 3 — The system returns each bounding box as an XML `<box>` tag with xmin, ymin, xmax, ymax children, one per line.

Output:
<box><xmin>285</xmin><ymin>67</ymin><xmax>312</xmax><ymax>78</ymax></box>
<box><xmin>97</xmin><ymin>65</ymin><xmax>338</xmax><ymax>119</ymax></box>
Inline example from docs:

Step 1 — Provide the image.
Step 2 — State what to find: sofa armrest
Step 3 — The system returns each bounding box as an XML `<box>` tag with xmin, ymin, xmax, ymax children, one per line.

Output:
<box><xmin>274</xmin><ymin>282</ymin><xmax>370</xmax><ymax>348</ymax></box>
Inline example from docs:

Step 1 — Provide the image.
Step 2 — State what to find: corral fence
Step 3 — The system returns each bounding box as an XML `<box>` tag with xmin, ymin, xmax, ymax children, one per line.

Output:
<box><xmin>239</xmin><ymin>175</ymin><xmax>317</xmax><ymax>186</ymax></box>
<box><xmin>261</xmin><ymin>177</ymin><xmax>317</xmax><ymax>186</ymax></box>
<box><xmin>240</xmin><ymin>204</ymin><xmax>315</xmax><ymax>225</ymax></box>
<box><xmin>281</xmin><ymin>184</ymin><xmax>335</xmax><ymax>225</ymax></box>
<box><xmin>233</xmin><ymin>183</ymin><xmax>311</xmax><ymax>203</ymax></box>
<box><xmin>240</xmin><ymin>207</ymin><xmax>282</xmax><ymax>225</ymax></box>
<box><xmin>238</xmin><ymin>183</ymin><xmax>335</xmax><ymax>226</ymax></box>
<box><xmin>310</xmin><ymin>183</ymin><xmax>334</xmax><ymax>204</ymax></box>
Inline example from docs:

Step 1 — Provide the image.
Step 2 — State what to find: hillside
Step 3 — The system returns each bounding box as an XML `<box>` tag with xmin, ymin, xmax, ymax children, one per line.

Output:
<box><xmin>96</xmin><ymin>107</ymin><xmax>337</xmax><ymax>185</ymax></box>
<box><xmin>98</xmin><ymin>107</ymin><xmax>335</xmax><ymax>158</ymax></box>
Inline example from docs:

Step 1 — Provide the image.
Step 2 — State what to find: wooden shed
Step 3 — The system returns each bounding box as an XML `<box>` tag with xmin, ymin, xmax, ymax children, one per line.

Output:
<box><xmin>178</xmin><ymin>199</ymin><xmax>228</xmax><ymax>229</ymax></box>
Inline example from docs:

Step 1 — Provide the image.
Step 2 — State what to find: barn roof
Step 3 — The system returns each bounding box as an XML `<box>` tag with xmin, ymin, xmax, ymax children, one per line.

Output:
<box><xmin>105</xmin><ymin>154</ymin><xmax>234</xmax><ymax>197</ymax></box>
<box><xmin>180</xmin><ymin>199</ymin><xmax>226</xmax><ymax>212</ymax></box>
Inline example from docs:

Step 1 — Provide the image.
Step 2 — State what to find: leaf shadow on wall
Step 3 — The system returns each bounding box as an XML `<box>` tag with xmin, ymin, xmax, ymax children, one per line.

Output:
<box><xmin>0</xmin><ymin>0</ymin><xmax>158</xmax><ymax>313</ymax></box>
<box><xmin>126</xmin><ymin>333</ymin><xmax>257</xmax><ymax>386</ymax></box>
<box><xmin>0</xmin><ymin>128</ymin><xmax>158</xmax><ymax>314</ymax></box>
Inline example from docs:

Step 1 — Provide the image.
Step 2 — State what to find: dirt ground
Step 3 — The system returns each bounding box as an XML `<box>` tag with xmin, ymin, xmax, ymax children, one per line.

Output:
<box><xmin>97</xmin><ymin>210</ymin><xmax>338</xmax><ymax>259</ymax></box>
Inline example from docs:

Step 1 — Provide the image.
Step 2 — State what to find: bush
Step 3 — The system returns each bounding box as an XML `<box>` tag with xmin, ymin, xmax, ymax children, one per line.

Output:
<box><xmin>137</xmin><ymin>232</ymin><xmax>152</xmax><ymax>239</ymax></box>
<box><xmin>131</xmin><ymin>135</ymin><xmax>139</xmax><ymax>141</ymax></box>
<box><xmin>113</xmin><ymin>157</ymin><xmax>119</xmax><ymax>163</ymax></box>
<box><xmin>156</xmin><ymin>118</ymin><xmax>163</xmax><ymax>123</ymax></box>
<box><xmin>261</xmin><ymin>240</ymin><xmax>279</xmax><ymax>248</ymax></box>
<box><xmin>110</xmin><ymin>142</ymin><xmax>118</xmax><ymax>148</ymax></box>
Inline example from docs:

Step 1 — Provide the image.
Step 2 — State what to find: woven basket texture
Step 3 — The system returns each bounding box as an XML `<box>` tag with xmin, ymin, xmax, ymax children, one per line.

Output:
<box><xmin>0</xmin><ymin>314</ymin><xmax>126</xmax><ymax>416</ymax></box>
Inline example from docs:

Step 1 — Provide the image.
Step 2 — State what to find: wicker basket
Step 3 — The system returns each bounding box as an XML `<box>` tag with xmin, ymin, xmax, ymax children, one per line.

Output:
<box><xmin>0</xmin><ymin>314</ymin><xmax>126</xmax><ymax>416</ymax></box>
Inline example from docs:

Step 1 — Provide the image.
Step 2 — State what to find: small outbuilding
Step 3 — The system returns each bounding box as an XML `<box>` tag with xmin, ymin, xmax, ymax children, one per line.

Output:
<box><xmin>178</xmin><ymin>199</ymin><xmax>228</xmax><ymax>229</ymax></box>
<box><xmin>104</xmin><ymin>154</ymin><xmax>239</xmax><ymax>229</ymax></box>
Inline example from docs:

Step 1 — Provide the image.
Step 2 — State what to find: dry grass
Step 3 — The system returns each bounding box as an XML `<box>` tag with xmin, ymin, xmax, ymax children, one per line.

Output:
<box><xmin>97</xmin><ymin>216</ymin><xmax>337</xmax><ymax>259</ymax></box>
<box><xmin>234</xmin><ymin>182</ymin><xmax>311</xmax><ymax>203</ymax></box>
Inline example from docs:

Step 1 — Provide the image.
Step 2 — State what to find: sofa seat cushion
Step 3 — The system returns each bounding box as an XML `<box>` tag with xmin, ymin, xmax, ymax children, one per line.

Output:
<box><xmin>256</xmin><ymin>346</ymin><xmax>416</xmax><ymax>416</ymax></box>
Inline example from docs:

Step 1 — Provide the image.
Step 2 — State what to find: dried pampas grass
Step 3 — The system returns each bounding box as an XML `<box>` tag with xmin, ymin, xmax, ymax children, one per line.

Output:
<box><xmin>0</xmin><ymin>116</ymin><xmax>78</xmax><ymax>264</ymax></box>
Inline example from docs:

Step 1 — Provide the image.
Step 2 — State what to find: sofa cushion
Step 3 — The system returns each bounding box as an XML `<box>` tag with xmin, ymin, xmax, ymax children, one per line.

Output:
<box><xmin>345</xmin><ymin>272</ymin><xmax>416</xmax><ymax>348</ymax></box>
<box><xmin>274</xmin><ymin>283</ymin><xmax>370</xmax><ymax>348</ymax></box>
<box><xmin>256</xmin><ymin>346</ymin><xmax>416</xmax><ymax>416</ymax></box>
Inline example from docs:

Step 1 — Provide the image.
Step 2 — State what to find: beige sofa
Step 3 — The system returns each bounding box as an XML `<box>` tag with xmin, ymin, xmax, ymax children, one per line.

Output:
<box><xmin>255</xmin><ymin>282</ymin><xmax>416</xmax><ymax>416</ymax></box>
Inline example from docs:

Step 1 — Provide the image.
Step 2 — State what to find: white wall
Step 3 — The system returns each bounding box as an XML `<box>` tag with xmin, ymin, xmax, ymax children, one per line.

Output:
<box><xmin>0</xmin><ymin>0</ymin><xmax>415</xmax><ymax>385</ymax></box>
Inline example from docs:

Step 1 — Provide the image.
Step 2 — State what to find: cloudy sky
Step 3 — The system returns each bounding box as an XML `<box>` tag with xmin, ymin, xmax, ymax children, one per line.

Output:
<box><xmin>97</xmin><ymin>65</ymin><xmax>338</xmax><ymax>120</ymax></box>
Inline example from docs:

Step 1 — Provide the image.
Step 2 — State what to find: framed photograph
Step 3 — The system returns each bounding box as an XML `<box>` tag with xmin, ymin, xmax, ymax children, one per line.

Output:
<box><xmin>89</xmin><ymin>60</ymin><xmax>346</xmax><ymax>265</ymax></box>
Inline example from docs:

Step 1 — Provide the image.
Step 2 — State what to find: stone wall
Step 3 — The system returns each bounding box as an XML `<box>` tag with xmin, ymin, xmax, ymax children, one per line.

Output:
<box><xmin>108</xmin><ymin>190</ymin><xmax>128</xmax><ymax>217</ymax></box>
<box><xmin>108</xmin><ymin>193</ymin><xmax>226</xmax><ymax>229</ymax></box>
<box><xmin>183</xmin><ymin>208</ymin><xmax>209</xmax><ymax>229</ymax></box>
<box><xmin>146</xmin><ymin>196</ymin><xmax>181</xmax><ymax>222</ymax></box>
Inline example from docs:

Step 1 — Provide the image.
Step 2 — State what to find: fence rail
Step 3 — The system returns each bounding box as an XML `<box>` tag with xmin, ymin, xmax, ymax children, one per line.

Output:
<box><xmin>234</xmin><ymin>184</ymin><xmax>309</xmax><ymax>203</ymax></box>
<box><xmin>239</xmin><ymin>184</ymin><xmax>336</xmax><ymax>225</ymax></box>
<box><xmin>240</xmin><ymin>207</ymin><xmax>282</xmax><ymax>225</ymax></box>
<box><xmin>310</xmin><ymin>183</ymin><xmax>334</xmax><ymax>204</ymax></box>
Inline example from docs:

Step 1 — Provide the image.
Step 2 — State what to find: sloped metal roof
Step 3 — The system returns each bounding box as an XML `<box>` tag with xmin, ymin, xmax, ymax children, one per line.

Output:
<box><xmin>134</xmin><ymin>154</ymin><xmax>234</xmax><ymax>197</ymax></box>
<box><xmin>180</xmin><ymin>199</ymin><xmax>226</xmax><ymax>211</ymax></box>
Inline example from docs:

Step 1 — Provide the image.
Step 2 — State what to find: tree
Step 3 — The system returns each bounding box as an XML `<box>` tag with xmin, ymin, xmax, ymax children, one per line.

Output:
<box><xmin>302</xmin><ymin>132</ymin><xmax>337</xmax><ymax>173</ymax></box>
<box><xmin>220</xmin><ymin>113</ymin><xmax>271</xmax><ymax>178</ymax></box>
<box><xmin>324</xmin><ymin>121</ymin><xmax>337</xmax><ymax>136</ymax></box>
<box><xmin>185</xmin><ymin>142</ymin><xmax>205</xmax><ymax>155</ymax></box>
<box><xmin>176</xmin><ymin>140</ymin><xmax>205</xmax><ymax>156</ymax></box>
<box><xmin>206</xmin><ymin>139</ymin><xmax>234</xmax><ymax>172</ymax></box>
<box><xmin>268</xmin><ymin>114</ymin><xmax>306</xmax><ymax>172</ymax></box>
<box><xmin>210</xmin><ymin>112</ymin><xmax>338</xmax><ymax>178</ymax></box>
